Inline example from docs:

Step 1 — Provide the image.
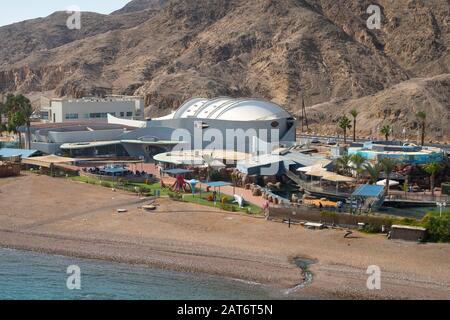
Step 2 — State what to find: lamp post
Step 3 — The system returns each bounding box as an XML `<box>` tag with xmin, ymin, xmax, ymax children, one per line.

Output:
<box><xmin>436</xmin><ymin>201</ymin><xmax>447</xmax><ymax>218</ymax></box>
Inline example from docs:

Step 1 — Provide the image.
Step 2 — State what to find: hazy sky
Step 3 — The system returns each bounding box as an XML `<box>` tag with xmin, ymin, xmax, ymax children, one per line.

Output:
<box><xmin>0</xmin><ymin>0</ymin><xmax>131</xmax><ymax>27</ymax></box>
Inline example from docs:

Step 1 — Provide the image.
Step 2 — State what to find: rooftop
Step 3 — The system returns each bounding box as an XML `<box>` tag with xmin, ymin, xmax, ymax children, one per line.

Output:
<box><xmin>154</xmin><ymin>97</ymin><xmax>293</xmax><ymax>122</ymax></box>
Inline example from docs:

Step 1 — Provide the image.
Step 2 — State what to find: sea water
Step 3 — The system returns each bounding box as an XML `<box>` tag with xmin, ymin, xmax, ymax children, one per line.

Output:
<box><xmin>0</xmin><ymin>248</ymin><xmax>280</xmax><ymax>300</ymax></box>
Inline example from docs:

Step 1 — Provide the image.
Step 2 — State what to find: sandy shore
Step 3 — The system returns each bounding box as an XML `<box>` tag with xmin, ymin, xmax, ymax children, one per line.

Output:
<box><xmin>1</xmin><ymin>173</ymin><xmax>449</xmax><ymax>299</ymax></box>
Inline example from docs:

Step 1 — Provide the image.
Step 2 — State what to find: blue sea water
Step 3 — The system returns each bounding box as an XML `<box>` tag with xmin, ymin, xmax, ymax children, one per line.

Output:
<box><xmin>0</xmin><ymin>249</ymin><xmax>280</xmax><ymax>300</ymax></box>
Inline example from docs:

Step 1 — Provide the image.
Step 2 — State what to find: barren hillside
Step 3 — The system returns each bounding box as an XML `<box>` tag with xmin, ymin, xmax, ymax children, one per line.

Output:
<box><xmin>0</xmin><ymin>0</ymin><xmax>448</xmax><ymax>141</ymax></box>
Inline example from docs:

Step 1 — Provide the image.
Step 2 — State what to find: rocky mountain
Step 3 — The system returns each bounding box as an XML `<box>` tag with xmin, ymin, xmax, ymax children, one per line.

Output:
<box><xmin>0</xmin><ymin>0</ymin><xmax>448</xmax><ymax>142</ymax></box>
<box><xmin>112</xmin><ymin>0</ymin><xmax>168</xmax><ymax>15</ymax></box>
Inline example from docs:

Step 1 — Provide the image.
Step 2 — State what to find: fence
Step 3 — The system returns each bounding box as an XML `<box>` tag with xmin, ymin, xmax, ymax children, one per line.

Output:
<box><xmin>269</xmin><ymin>206</ymin><xmax>393</xmax><ymax>230</ymax></box>
<box><xmin>387</xmin><ymin>191</ymin><xmax>449</xmax><ymax>203</ymax></box>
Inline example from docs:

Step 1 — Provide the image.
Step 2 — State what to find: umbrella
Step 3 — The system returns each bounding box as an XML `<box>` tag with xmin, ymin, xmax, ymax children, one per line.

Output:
<box><xmin>376</xmin><ymin>179</ymin><xmax>399</xmax><ymax>186</ymax></box>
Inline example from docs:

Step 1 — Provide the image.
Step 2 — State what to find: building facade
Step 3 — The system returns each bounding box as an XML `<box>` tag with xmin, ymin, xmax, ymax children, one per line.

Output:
<box><xmin>40</xmin><ymin>96</ymin><xmax>144</xmax><ymax>123</ymax></box>
<box><xmin>26</xmin><ymin>97</ymin><xmax>297</xmax><ymax>162</ymax></box>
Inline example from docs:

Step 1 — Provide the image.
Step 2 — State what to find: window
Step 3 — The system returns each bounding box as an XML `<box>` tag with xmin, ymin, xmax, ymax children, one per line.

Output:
<box><xmin>65</xmin><ymin>113</ymin><xmax>78</xmax><ymax>120</ymax></box>
<box><xmin>126</xmin><ymin>112</ymin><xmax>133</xmax><ymax>117</ymax></box>
<box><xmin>120</xmin><ymin>112</ymin><xmax>125</xmax><ymax>117</ymax></box>
<box><xmin>40</xmin><ymin>111</ymin><xmax>49</xmax><ymax>120</ymax></box>
<box><xmin>89</xmin><ymin>113</ymin><xmax>109</xmax><ymax>118</ymax></box>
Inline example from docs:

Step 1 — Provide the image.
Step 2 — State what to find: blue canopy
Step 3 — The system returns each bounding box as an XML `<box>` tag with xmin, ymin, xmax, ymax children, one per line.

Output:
<box><xmin>203</xmin><ymin>181</ymin><xmax>232</xmax><ymax>188</ymax></box>
<box><xmin>351</xmin><ymin>184</ymin><xmax>384</xmax><ymax>198</ymax></box>
<box><xmin>0</xmin><ymin>148</ymin><xmax>39</xmax><ymax>159</ymax></box>
<box><xmin>162</xmin><ymin>168</ymin><xmax>193</xmax><ymax>175</ymax></box>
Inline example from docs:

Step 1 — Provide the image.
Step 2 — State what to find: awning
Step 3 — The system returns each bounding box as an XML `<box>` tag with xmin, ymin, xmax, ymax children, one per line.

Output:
<box><xmin>60</xmin><ymin>141</ymin><xmax>121</xmax><ymax>150</ymax></box>
<box><xmin>0</xmin><ymin>148</ymin><xmax>40</xmax><ymax>158</ymax></box>
<box><xmin>121</xmin><ymin>140</ymin><xmax>186</xmax><ymax>145</ymax></box>
<box><xmin>203</xmin><ymin>181</ymin><xmax>232</xmax><ymax>188</ymax></box>
<box><xmin>305</xmin><ymin>168</ymin><xmax>328</xmax><ymax>177</ymax></box>
<box><xmin>351</xmin><ymin>184</ymin><xmax>384</xmax><ymax>198</ymax></box>
<box><xmin>321</xmin><ymin>172</ymin><xmax>355</xmax><ymax>183</ymax></box>
<box><xmin>22</xmin><ymin>155</ymin><xmax>76</xmax><ymax>168</ymax></box>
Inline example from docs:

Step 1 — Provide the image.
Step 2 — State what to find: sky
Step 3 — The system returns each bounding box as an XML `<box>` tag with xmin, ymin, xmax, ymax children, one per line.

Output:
<box><xmin>0</xmin><ymin>0</ymin><xmax>131</xmax><ymax>27</ymax></box>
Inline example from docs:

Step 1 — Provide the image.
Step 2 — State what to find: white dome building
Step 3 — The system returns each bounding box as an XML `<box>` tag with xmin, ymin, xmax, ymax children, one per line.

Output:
<box><xmin>157</xmin><ymin>97</ymin><xmax>292</xmax><ymax>121</ymax></box>
<box><xmin>118</xmin><ymin>97</ymin><xmax>297</xmax><ymax>160</ymax></box>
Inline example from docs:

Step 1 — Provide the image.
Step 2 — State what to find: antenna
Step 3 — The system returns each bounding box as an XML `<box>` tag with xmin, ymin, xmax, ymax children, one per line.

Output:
<box><xmin>301</xmin><ymin>95</ymin><xmax>309</xmax><ymax>132</ymax></box>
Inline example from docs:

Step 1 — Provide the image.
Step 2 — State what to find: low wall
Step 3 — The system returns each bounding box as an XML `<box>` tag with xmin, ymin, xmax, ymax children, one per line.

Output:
<box><xmin>79</xmin><ymin>171</ymin><xmax>150</xmax><ymax>183</ymax></box>
<box><xmin>0</xmin><ymin>162</ymin><xmax>21</xmax><ymax>178</ymax></box>
<box><xmin>269</xmin><ymin>206</ymin><xmax>393</xmax><ymax>230</ymax></box>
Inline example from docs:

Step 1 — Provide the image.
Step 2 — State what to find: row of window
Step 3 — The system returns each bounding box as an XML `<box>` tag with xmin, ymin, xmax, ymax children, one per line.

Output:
<box><xmin>64</xmin><ymin>112</ymin><xmax>133</xmax><ymax>120</ymax></box>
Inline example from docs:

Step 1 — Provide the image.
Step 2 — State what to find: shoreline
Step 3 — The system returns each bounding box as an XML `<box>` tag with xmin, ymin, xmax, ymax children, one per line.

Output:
<box><xmin>0</xmin><ymin>230</ymin><xmax>313</xmax><ymax>298</ymax></box>
<box><xmin>1</xmin><ymin>174</ymin><xmax>450</xmax><ymax>299</ymax></box>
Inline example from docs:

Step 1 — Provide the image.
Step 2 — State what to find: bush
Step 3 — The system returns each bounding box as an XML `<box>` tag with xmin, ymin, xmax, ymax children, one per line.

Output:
<box><xmin>320</xmin><ymin>211</ymin><xmax>337</xmax><ymax>218</ymax></box>
<box><xmin>168</xmin><ymin>191</ymin><xmax>183</xmax><ymax>201</ymax></box>
<box><xmin>362</xmin><ymin>224</ymin><xmax>382</xmax><ymax>234</ymax></box>
<box><xmin>421</xmin><ymin>212</ymin><xmax>450</xmax><ymax>243</ymax></box>
<box><xmin>100</xmin><ymin>181</ymin><xmax>112</xmax><ymax>188</ymax></box>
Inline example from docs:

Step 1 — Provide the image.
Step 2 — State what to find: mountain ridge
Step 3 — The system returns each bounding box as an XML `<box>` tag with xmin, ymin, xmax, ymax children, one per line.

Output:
<box><xmin>0</xmin><ymin>0</ymin><xmax>448</xmax><ymax>141</ymax></box>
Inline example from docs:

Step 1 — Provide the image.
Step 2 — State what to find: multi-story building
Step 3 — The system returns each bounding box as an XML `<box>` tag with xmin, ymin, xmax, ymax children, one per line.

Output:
<box><xmin>39</xmin><ymin>95</ymin><xmax>144</xmax><ymax>123</ymax></box>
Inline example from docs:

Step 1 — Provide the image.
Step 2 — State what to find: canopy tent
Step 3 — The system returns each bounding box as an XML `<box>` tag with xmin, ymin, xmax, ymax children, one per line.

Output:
<box><xmin>203</xmin><ymin>181</ymin><xmax>232</xmax><ymax>188</ymax></box>
<box><xmin>376</xmin><ymin>179</ymin><xmax>400</xmax><ymax>186</ymax></box>
<box><xmin>202</xmin><ymin>181</ymin><xmax>232</xmax><ymax>201</ymax></box>
<box><xmin>321</xmin><ymin>173</ymin><xmax>355</xmax><ymax>183</ymax></box>
<box><xmin>22</xmin><ymin>155</ymin><xmax>76</xmax><ymax>168</ymax></box>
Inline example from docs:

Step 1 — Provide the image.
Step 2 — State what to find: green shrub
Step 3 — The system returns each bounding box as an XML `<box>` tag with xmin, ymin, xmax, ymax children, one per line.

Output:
<box><xmin>168</xmin><ymin>191</ymin><xmax>183</xmax><ymax>201</ymax></box>
<box><xmin>320</xmin><ymin>211</ymin><xmax>337</xmax><ymax>218</ymax></box>
<box><xmin>100</xmin><ymin>181</ymin><xmax>112</xmax><ymax>188</ymax></box>
<box><xmin>362</xmin><ymin>224</ymin><xmax>381</xmax><ymax>234</ymax></box>
<box><xmin>421</xmin><ymin>212</ymin><xmax>450</xmax><ymax>243</ymax></box>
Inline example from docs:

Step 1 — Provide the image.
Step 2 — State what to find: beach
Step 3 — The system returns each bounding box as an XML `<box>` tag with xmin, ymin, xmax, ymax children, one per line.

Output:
<box><xmin>1</xmin><ymin>173</ymin><xmax>449</xmax><ymax>299</ymax></box>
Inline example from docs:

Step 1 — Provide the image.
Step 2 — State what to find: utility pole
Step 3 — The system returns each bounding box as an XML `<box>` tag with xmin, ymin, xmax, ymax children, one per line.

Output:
<box><xmin>300</xmin><ymin>96</ymin><xmax>309</xmax><ymax>133</ymax></box>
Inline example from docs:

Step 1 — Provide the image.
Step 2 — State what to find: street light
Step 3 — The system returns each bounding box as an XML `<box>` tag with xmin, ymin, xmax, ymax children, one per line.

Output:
<box><xmin>436</xmin><ymin>201</ymin><xmax>447</xmax><ymax>217</ymax></box>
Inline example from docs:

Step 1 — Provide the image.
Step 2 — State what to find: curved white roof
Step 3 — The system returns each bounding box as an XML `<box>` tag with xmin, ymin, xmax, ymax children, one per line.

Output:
<box><xmin>161</xmin><ymin>97</ymin><xmax>291</xmax><ymax>121</ymax></box>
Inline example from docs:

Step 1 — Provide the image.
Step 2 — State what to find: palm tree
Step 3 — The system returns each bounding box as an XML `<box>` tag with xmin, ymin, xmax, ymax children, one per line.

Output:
<box><xmin>231</xmin><ymin>170</ymin><xmax>239</xmax><ymax>195</ymax></box>
<box><xmin>335</xmin><ymin>155</ymin><xmax>351</xmax><ymax>175</ymax></box>
<box><xmin>0</xmin><ymin>100</ymin><xmax>5</xmax><ymax>136</ymax></box>
<box><xmin>364</xmin><ymin>163</ymin><xmax>381</xmax><ymax>185</ymax></box>
<box><xmin>380</xmin><ymin>124</ymin><xmax>392</xmax><ymax>141</ymax></box>
<box><xmin>350</xmin><ymin>154</ymin><xmax>366</xmax><ymax>182</ymax></box>
<box><xmin>338</xmin><ymin>116</ymin><xmax>352</xmax><ymax>144</ymax></box>
<box><xmin>416</xmin><ymin>111</ymin><xmax>426</xmax><ymax>146</ymax></box>
<box><xmin>424</xmin><ymin>162</ymin><xmax>441</xmax><ymax>197</ymax></box>
<box><xmin>379</xmin><ymin>158</ymin><xmax>397</xmax><ymax>196</ymax></box>
<box><xmin>4</xmin><ymin>94</ymin><xmax>33</xmax><ymax>149</ymax></box>
<box><xmin>350</xmin><ymin>109</ymin><xmax>359</xmax><ymax>142</ymax></box>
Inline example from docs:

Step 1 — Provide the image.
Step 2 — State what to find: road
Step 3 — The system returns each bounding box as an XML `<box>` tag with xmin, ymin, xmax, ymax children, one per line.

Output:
<box><xmin>297</xmin><ymin>134</ymin><xmax>450</xmax><ymax>152</ymax></box>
